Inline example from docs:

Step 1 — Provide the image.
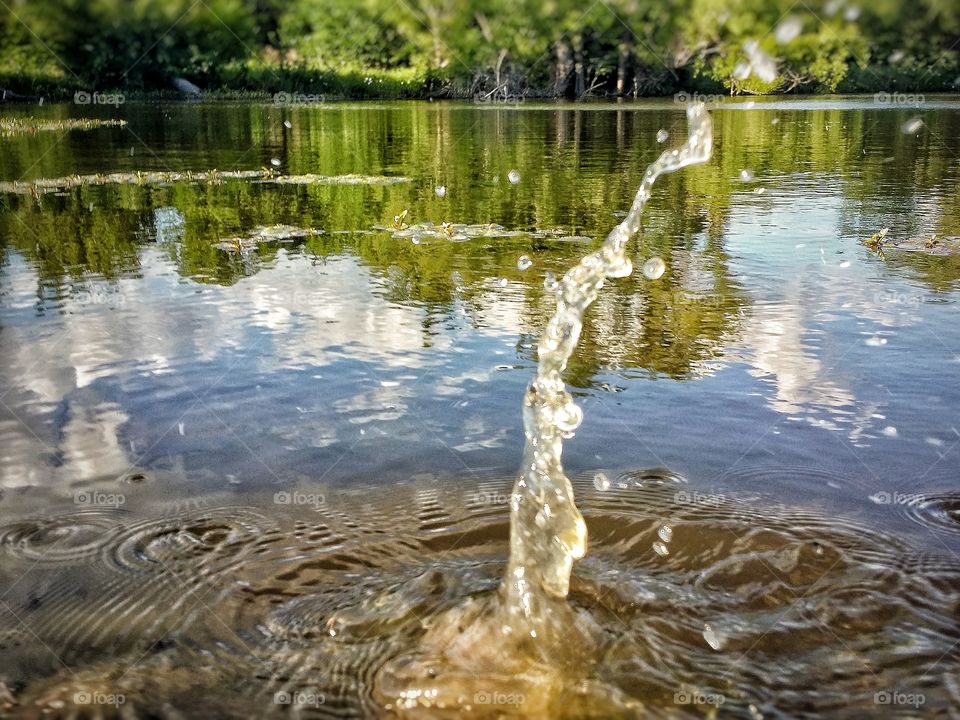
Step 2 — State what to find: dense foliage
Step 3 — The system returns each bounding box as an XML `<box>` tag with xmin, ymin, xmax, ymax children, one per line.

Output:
<box><xmin>0</xmin><ymin>0</ymin><xmax>957</xmax><ymax>97</ymax></box>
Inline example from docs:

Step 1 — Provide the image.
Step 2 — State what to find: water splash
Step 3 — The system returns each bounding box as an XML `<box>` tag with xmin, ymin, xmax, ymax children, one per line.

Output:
<box><xmin>508</xmin><ymin>99</ymin><xmax>711</xmax><ymax>613</ymax></box>
<box><xmin>375</xmin><ymin>103</ymin><xmax>713</xmax><ymax>715</ymax></box>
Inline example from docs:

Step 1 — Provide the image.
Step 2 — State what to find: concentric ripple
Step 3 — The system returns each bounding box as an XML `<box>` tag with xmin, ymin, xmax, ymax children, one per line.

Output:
<box><xmin>0</xmin><ymin>509</ymin><xmax>124</xmax><ymax>563</ymax></box>
<box><xmin>4</xmin><ymin>473</ymin><xmax>960</xmax><ymax>718</ymax></box>
<box><xmin>898</xmin><ymin>491</ymin><xmax>960</xmax><ymax>535</ymax></box>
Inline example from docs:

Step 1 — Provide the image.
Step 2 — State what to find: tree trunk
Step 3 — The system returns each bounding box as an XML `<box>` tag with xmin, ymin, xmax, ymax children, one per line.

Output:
<box><xmin>554</xmin><ymin>39</ymin><xmax>573</xmax><ymax>97</ymax></box>
<box><xmin>616</xmin><ymin>35</ymin><xmax>631</xmax><ymax>96</ymax></box>
<box><xmin>573</xmin><ymin>34</ymin><xmax>585</xmax><ymax>98</ymax></box>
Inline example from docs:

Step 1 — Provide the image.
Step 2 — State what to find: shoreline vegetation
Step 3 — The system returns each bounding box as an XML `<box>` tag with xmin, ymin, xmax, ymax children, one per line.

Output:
<box><xmin>0</xmin><ymin>1</ymin><xmax>957</xmax><ymax>103</ymax></box>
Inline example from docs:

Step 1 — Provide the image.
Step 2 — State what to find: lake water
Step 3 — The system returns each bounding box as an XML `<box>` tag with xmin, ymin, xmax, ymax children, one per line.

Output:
<box><xmin>1</xmin><ymin>97</ymin><xmax>959</xmax><ymax>717</ymax></box>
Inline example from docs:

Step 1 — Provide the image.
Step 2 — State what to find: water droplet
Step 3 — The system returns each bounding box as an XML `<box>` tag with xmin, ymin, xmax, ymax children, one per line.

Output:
<box><xmin>411</xmin><ymin>236</ymin><xmax>421</xmax><ymax>245</ymax></box>
<box><xmin>435</xmin><ymin>185</ymin><xmax>446</xmax><ymax>198</ymax></box>
<box><xmin>507</xmin><ymin>169</ymin><xmax>521</xmax><ymax>184</ymax></box>
<box><xmin>656</xmin><ymin>128</ymin><xmax>669</xmax><ymax>143</ymax></box>
<box><xmin>902</xmin><ymin>117</ymin><xmax>924</xmax><ymax>134</ymax></box>
<box><xmin>754</xmin><ymin>187</ymin><xmax>766</xmax><ymax>194</ymax></box>
<box><xmin>888</xmin><ymin>50</ymin><xmax>905</xmax><ymax>64</ymax></box>
<box><xmin>498</xmin><ymin>277</ymin><xmax>508</xmax><ymax>287</ymax></box>
<box><xmin>517</xmin><ymin>255</ymin><xmax>533</xmax><ymax>271</ymax></box>
<box><xmin>882</xmin><ymin>426</ymin><xmax>898</xmax><ymax>437</ymax></box>
<box><xmin>775</xmin><ymin>15</ymin><xmax>803</xmax><ymax>44</ymax></box>
<box><xmin>739</xmin><ymin>169</ymin><xmax>754</xmax><ymax>182</ymax></box>
<box><xmin>88</xmin><ymin>202</ymin><xmax>94</xmax><ymax>212</ymax></box>
<box><xmin>703</xmin><ymin>623</ymin><xmax>723</xmax><ymax>650</ymax></box>
<box><xmin>843</xmin><ymin>4</ymin><xmax>861</xmax><ymax>21</ymax></box>
<box><xmin>839</xmin><ymin>260</ymin><xmax>850</xmax><ymax>268</ymax></box>
<box><xmin>544</xmin><ymin>272</ymin><xmax>558</xmax><ymax>292</ymax></box>
<box><xmin>283</xmin><ymin>120</ymin><xmax>292</xmax><ymax>129</ymax></box>
<box><xmin>657</xmin><ymin>525</ymin><xmax>673</xmax><ymax>542</ymax></box>
<box><xmin>865</xmin><ymin>336</ymin><xmax>887</xmax><ymax>347</ymax></box>
<box><xmin>593</xmin><ymin>472</ymin><xmax>611</xmax><ymax>491</ymax></box>
<box><xmin>652</xmin><ymin>541</ymin><xmax>669</xmax><ymax>556</ymax></box>
<box><xmin>771</xmin><ymin>117</ymin><xmax>780</xmax><ymax>125</ymax></box>
<box><xmin>642</xmin><ymin>257</ymin><xmax>666</xmax><ymax>280</ymax></box>
<box><xmin>270</xmin><ymin>157</ymin><xmax>282</xmax><ymax>167</ymax></box>
<box><xmin>129</xmin><ymin>147</ymin><xmax>135</xmax><ymax>157</ymax></box>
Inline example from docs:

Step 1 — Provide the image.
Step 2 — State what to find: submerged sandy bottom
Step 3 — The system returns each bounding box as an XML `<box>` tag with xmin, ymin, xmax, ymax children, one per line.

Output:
<box><xmin>1</xmin><ymin>470</ymin><xmax>958</xmax><ymax>718</ymax></box>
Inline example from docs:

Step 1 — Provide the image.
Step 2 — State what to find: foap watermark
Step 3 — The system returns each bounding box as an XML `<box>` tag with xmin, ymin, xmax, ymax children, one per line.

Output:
<box><xmin>273</xmin><ymin>91</ymin><xmax>325</xmax><ymax>105</ymax></box>
<box><xmin>874</xmin><ymin>289</ymin><xmax>922</xmax><ymax>308</ymax></box>
<box><xmin>274</xmin><ymin>490</ymin><xmax>325</xmax><ymax>509</ymax></box>
<box><xmin>874</xmin><ymin>92</ymin><xmax>925</xmax><ymax>107</ymax></box>
<box><xmin>674</xmin><ymin>690</ymin><xmax>725</xmax><ymax>707</ymax></box>
<box><xmin>74</xmin><ymin>91</ymin><xmax>125</xmax><ymax>106</ymax></box>
<box><xmin>473</xmin><ymin>93</ymin><xmax>526</xmax><ymax>105</ymax></box>
<box><xmin>73</xmin><ymin>691</ymin><xmax>125</xmax><ymax>707</ymax></box>
<box><xmin>273</xmin><ymin>690</ymin><xmax>325</xmax><ymax>708</ymax></box>
<box><xmin>874</xmin><ymin>689</ymin><xmax>925</xmax><ymax>708</ymax></box>
<box><xmin>74</xmin><ymin>289</ymin><xmax>125</xmax><ymax>307</ymax></box>
<box><xmin>870</xmin><ymin>491</ymin><xmax>912</xmax><ymax>506</ymax></box>
<box><xmin>674</xmin><ymin>490</ymin><xmax>725</xmax><ymax>506</ymax></box>
<box><xmin>474</xmin><ymin>691</ymin><xmax>525</xmax><ymax>707</ymax></box>
<box><xmin>470</xmin><ymin>489</ymin><xmax>510</xmax><ymax>506</ymax></box>
<box><xmin>74</xmin><ymin>490</ymin><xmax>125</xmax><ymax>508</ymax></box>
<box><xmin>674</xmin><ymin>91</ymin><xmax>724</xmax><ymax>107</ymax></box>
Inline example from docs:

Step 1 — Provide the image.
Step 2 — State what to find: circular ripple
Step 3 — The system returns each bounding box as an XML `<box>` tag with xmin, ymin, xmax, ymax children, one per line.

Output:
<box><xmin>105</xmin><ymin>506</ymin><xmax>274</xmax><ymax>575</ymax></box>
<box><xmin>900</xmin><ymin>492</ymin><xmax>960</xmax><ymax>535</ymax></box>
<box><xmin>5</xmin><ymin>475</ymin><xmax>960</xmax><ymax>718</ymax></box>
<box><xmin>0</xmin><ymin>509</ymin><xmax>123</xmax><ymax>563</ymax></box>
<box><xmin>718</xmin><ymin>463</ymin><xmax>866</xmax><ymax>492</ymax></box>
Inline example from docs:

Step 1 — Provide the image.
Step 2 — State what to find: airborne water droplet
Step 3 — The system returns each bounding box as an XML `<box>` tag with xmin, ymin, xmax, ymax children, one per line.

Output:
<box><xmin>507</xmin><ymin>169</ymin><xmax>521</xmax><ymax>185</ymax></box>
<box><xmin>498</xmin><ymin>277</ymin><xmax>509</xmax><ymax>287</ymax></box>
<box><xmin>593</xmin><ymin>472</ymin><xmax>611</xmax><ymax>491</ymax></box>
<box><xmin>652</xmin><ymin>541</ymin><xmax>669</xmax><ymax>556</ymax></box>
<box><xmin>517</xmin><ymin>255</ymin><xmax>533</xmax><ymax>271</ymax></box>
<box><xmin>283</xmin><ymin>120</ymin><xmax>292</xmax><ymax>129</ymax></box>
<box><xmin>544</xmin><ymin>272</ymin><xmax>558</xmax><ymax>292</ymax></box>
<box><xmin>656</xmin><ymin>128</ymin><xmax>669</xmax><ymax>143</ymax></box>
<box><xmin>703</xmin><ymin>623</ymin><xmax>723</xmax><ymax>650</ymax></box>
<box><xmin>902</xmin><ymin>117</ymin><xmax>924</xmax><ymax>134</ymax></box>
<box><xmin>843</xmin><ymin>4</ymin><xmax>861</xmax><ymax>21</ymax></box>
<box><xmin>658</xmin><ymin>525</ymin><xmax>673</xmax><ymax>542</ymax></box>
<box><xmin>270</xmin><ymin>158</ymin><xmax>282</xmax><ymax>167</ymax></box>
<box><xmin>642</xmin><ymin>257</ymin><xmax>666</xmax><ymax>280</ymax></box>
<box><xmin>435</xmin><ymin>185</ymin><xmax>446</xmax><ymax>198</ymax></box>
<box><xmin>740</xmin><ymin>169</ymin><xmax>754</xmax><ymax>182</ymax></box>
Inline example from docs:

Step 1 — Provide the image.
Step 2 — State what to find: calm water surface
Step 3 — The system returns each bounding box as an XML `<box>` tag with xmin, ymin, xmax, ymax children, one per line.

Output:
<box><xmin>0</xmin><ymin>98</ymin><xmax>959</xmax><ymax>717</ymax></box>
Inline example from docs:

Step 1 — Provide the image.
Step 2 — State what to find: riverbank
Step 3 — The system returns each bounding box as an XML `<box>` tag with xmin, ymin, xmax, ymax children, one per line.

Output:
<box><xmin>2</xmin><ymin>61</ymin><xmax>957</xmax><ymax>104</ymax></box>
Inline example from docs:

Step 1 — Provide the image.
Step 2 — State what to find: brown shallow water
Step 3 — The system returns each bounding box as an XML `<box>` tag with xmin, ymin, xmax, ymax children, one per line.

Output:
<box><xmin>2</xmin><ymin>97</ymin><xmax>960</xmax><ymax>717</ymax></box>
<box><xmin>1</xmin><ymin>471</ymin><xmax>959</xmax><ymax>718</ymax></box>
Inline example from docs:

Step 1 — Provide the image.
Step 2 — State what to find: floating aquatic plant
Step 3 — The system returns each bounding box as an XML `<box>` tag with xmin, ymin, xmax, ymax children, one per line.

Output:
<box><xmin>0</xmin><ymin>170</ymin><xmax>413</xmax><ymax>195</ymax></box>
<box><xmin>0</xmin><ymin>117</ymin><xmax>128</xmax><ymax>137</ymax></box>
<box><xmin>215</xmin><ymin>224</ymin><xmax>324</xmax><ymax>253</ymax></box>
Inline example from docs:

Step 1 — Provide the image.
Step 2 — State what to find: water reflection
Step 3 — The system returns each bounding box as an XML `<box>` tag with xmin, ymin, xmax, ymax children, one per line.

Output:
<box><xmin>1</xmin><ymin>98</ymin><xmax>960</xmax><ymax>717</ymax></box>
